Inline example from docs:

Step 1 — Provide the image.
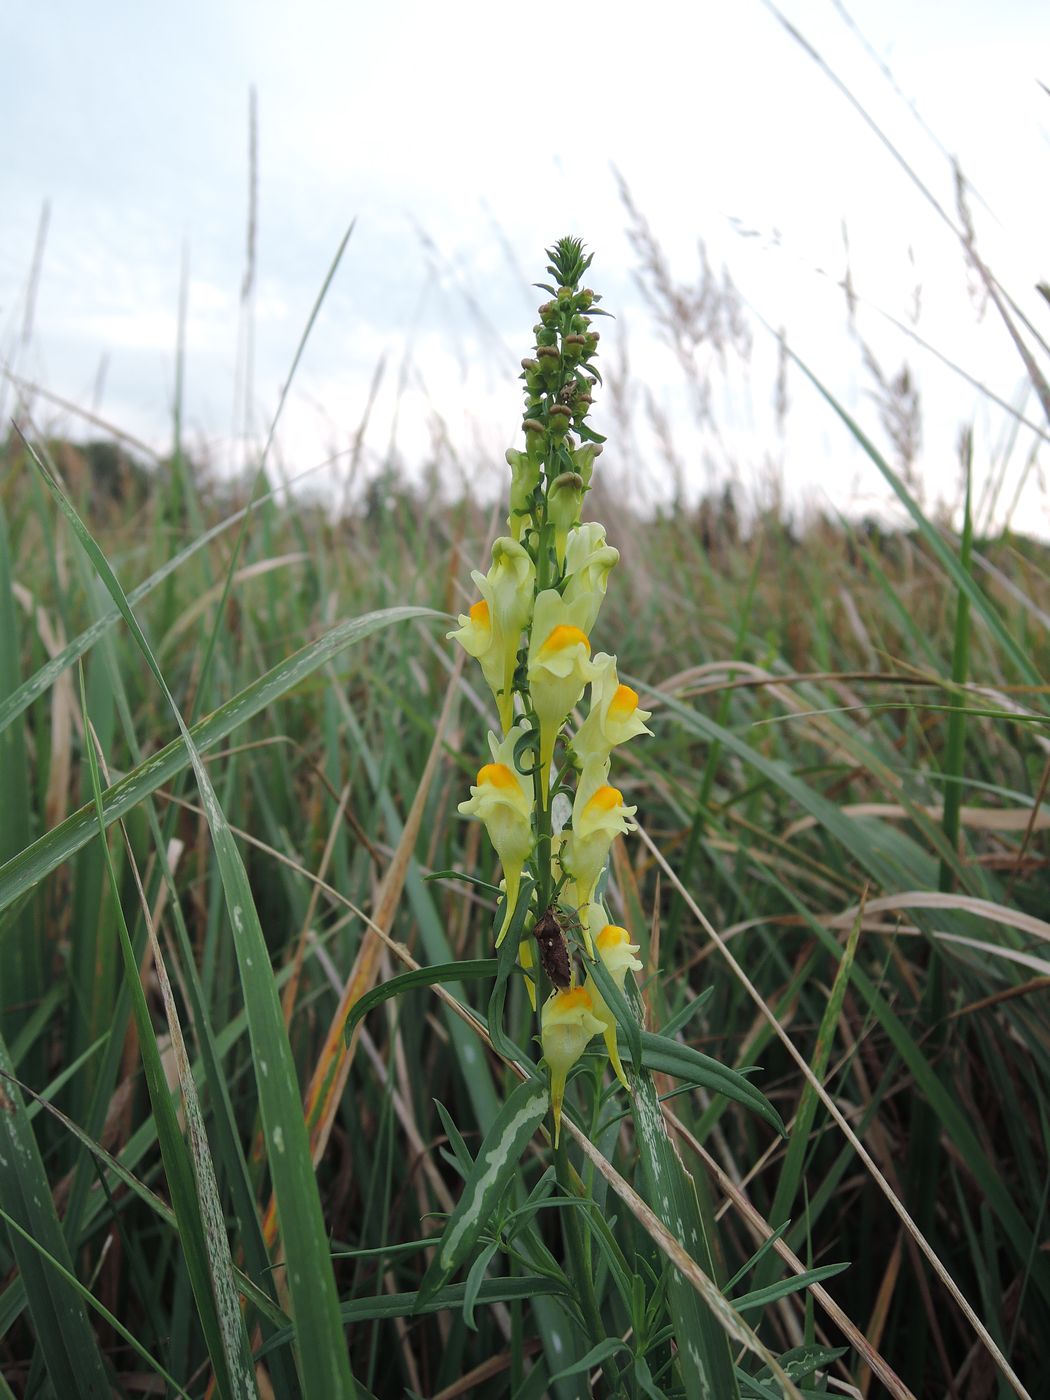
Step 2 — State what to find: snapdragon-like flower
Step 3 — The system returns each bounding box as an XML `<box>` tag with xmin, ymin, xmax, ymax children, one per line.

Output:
<box><xmin>558</xmin><ymin>760</ymin><xmax>637</xmax><ymax>954</ymax></box>
<box><xmin>584</xmin><ymin>925</ymin><xmax>644</xmax><ymax>1089</ymax></box>
<box><xmin>448</xmin><ymin>538</ymin><xmax>535</xmax><ymax>733</ymax></box>
<box><xmin>540</xmin><ymin>986</ymin><xmax>604</xmax><ymax>1147</ymax></box>
<box><xmin>526</xmin><ymin>590</ymin><xmax>596</xmax><ymax>801</ymax></box>
<box><xmin>573</xmin><ymin>653</ymin><xmax>653</xmax><ymax>769</ymax></box>
<box><xmin>562</xmin><ymin>523</ymin><xmax>619</xmax><ymax>634</ymax></box>
<box><xmin>458</xmin><ymin>725</ymin><xmax>534</xmax><ymax>945</ymax></box>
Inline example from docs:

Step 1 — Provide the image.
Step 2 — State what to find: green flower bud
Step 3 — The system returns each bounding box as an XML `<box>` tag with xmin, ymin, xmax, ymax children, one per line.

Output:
<box><xmin>505</xmin><ymin>448</ymin><xmax>542</xmax><ymax>541</ymax></box>
<box><xmin>523</xmin><ymin>418</ymin><xmax>546</xmax><ymax>462</ymax></box>
<box><xmin>548</xmin><ymin>404</ymin><xmax>573</xmax><ymax>439</ymax></box>
<box><xmin>548</xmin><ymin>472</ymin><xmax>585</xmax><ymax>567</ymax></box>
<box><xmin>571</xmin><ymin>442</ymin><xmax>602</xmax><ymax>489</ymax></box>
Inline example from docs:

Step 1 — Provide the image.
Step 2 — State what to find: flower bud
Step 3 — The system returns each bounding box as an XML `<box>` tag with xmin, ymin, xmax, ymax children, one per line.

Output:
<box><xmin>547</xmin><ymin>472</ymin><xmax>585</xmax><ymax>568</ymax></box>
<box><xmin>505</xmin><ymin>448</ymin><xmax>542</xmax><ymax>541</ymax></box>
<box><xmin>541</xmin><ymin>986</ymin><xmax>604</xmax><ymax>1146</ymax></box>
<box><xmin>570</xmin><ymin>442</ymin><xmax>602</xmax><ymax>489</ymax></box>
<box><xmin>548</xmin><ymin>404</ymin><xmax>573</xmax><ymax>439</ymax></box>
<box><xmin>523</xmin><ymin>418</ymin><xmax>546</xmax><ymax>462</ymax></box>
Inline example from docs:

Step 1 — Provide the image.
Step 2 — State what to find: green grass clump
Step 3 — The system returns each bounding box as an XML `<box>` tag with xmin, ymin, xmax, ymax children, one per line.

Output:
<box><xmin>1</xmin><ymin>219</ymin><xmax>1049</xmax><ymax>1398</ymax></box>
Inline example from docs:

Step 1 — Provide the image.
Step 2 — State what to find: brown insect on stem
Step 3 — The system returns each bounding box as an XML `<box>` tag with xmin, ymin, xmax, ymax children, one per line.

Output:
<box><xmin>532</xmin><ymin>904</ymin><xmax>572</xmax><ymax>990</ymax></box>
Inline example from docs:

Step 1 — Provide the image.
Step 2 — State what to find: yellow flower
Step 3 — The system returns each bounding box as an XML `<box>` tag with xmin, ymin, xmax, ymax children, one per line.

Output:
<box><xmin>526</xmin><ymin>590</ymin><xmax>596</xmax><ymax>803</ymax></box>
<box><xmin>573</xmin><ymin>653</ymin><xmax>653</xmax><ymax>769</ymax></box>
<box><xmin>541</xmin><ymin>986</ymin><xmax>604</xmax><ymax>1147</ymax></box>
<box><xmin>448</xmin><ymin>538</ymin><xmax>535</xmax><ymax>732</ymax></box>
<box><xmin>584</xmin><ymin>925</ymin><xmax>643</xmax><ymax>1090</ymax></box>
<box><xmin>559</xmin><ymin>761</ymin><xmax>637</xmax><ymax>954</ymax></box>
<box><xmin>562</xmin><ymin>523</ymin><xmax>619</xmax><ymax>634</ymax></box>
<box><xmin>458</xmin><ymin>725</ymin><xmax>534</xmax><ymax>945</ymax></box>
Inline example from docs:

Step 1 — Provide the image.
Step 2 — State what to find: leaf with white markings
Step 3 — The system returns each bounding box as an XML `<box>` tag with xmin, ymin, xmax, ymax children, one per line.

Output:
<box><xmin>415</xmin><ymin>1076</ymin><xmax>548</xmax><ymax>1309</ymax></box>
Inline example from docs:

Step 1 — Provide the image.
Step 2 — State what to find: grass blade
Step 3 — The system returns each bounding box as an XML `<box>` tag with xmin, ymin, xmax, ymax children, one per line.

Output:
<box><xmin>0</xmin><ymin>602</ymin><xmax>437</xmax><ymax>915</ymax></box>
<box><xmin>0</xmin><ymin>1031</ymin><xmax>112</xmax><ymax>1398</ymax></box>
<box><xmin>24</xmin><ymin>429</ymin><xmax>357</xmax><ymax>1397</ymax></box>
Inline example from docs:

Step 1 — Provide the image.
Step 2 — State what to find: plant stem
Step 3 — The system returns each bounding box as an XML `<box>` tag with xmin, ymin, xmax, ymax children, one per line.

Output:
<box><xmin>554</xmin><ymin>1135</ymin><xmax>621</xmax><ymax>1398</ymax></box>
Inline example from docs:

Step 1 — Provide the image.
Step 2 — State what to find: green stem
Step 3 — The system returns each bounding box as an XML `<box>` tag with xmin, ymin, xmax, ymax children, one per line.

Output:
<box><xmin>554</xmin><ymin>1136</ymin><xmax>621</xmax><ymax>1398</ymax></box>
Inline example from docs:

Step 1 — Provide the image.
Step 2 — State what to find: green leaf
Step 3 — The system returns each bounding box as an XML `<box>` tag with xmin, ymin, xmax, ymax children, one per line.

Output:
<box><xmin>0</xmin><ymin>1033</ymin><xmax>112</xmax><ymax>1399</ymax></box>
<box><xmin>344</xmin><ymin>961</ymin><xmax>499</xmax><ymax>1045</ymax></box>
<box><xmin>586</xmin><ymin>945</ymin><xmax>641</xmax><ymax>1080</ymax></box>
<box><xmin>731</xmin><ymin>1262</ymin><xmax>850</xmax><ymax>1314</ymax></box>
<box><xmin>550</xmin><ymin>1337</ymin><xmax>630</xmax><ymax>1381</ymax></box>
<box><xmin>80</xmin><ymin>667</ymin><xmax>256</xmax><ymax>1400</ymax></box>
<box><xmin>0</xmin><ymin>1202</ymin><xmax>189</xmax><ymax>1398</ymax></box>
<box><xmin>415</xmin><ymin>1076</ymin><xmax>549</xmax><ymax>1308</ymax></box>
<box><xmin>625</xmin><ymin>1030</ymin><xmax>785</xmax><ymax>1137</ymax></box>
<box><xmin>0</xmin><ymin>602</ymin><xmax>437</xmax><ymax>916</ymax></box>
<box><xmin>257</xmin><ymin>1275</ymin><xmax>567</xmax><ymax>1358</ymax></box>
<box><xmin>659</xmin><ymin>986</ymin><xmax>716</xmax><ymax>1041</ymax></box>
<box><xmin>25</xmin><ymin>433</ymin><xmax>357</xmax><ymax>1399</ymax></box>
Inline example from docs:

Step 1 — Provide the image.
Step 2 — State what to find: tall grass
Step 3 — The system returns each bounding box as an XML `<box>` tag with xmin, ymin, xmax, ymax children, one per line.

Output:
<box><xmin>2</xmin><ymin>80</ymin><xmax>1050</xmax><ymax>1400</ymax></box>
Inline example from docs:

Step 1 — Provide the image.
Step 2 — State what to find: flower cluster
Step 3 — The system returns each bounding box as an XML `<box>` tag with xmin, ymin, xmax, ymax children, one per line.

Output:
<box><xmin>450</xmin><ymin>238</ymin><xmax>651</xmax><ymax>1144</ymax></box>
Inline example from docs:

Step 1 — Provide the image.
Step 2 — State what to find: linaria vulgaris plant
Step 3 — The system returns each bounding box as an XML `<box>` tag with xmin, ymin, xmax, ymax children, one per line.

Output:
<box><xmin>448</xmin><ymin>237</ymin><xmax>652</xmax><ymax>1143</ymax></box>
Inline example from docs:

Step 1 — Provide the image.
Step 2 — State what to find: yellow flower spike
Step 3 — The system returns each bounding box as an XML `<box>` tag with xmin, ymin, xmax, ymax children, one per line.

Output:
<box><xmin>559</xmin><ymin>760</ymin><xmax>638</xmax><ymax>955</ymax></box>
<box><xmin>573</xmin><ymin>652</ymin><xmax>653</xmax><ymax>769</ymax></box>
<box><xmin>584</xmin><ymin>925</ymin><xmax>644</xmax><ymax>1090</ymax></box>
<box><xmin>526</xmin><ymin>590</ymin><xmax>596</xmax><ymax>802</ymax></box>
<box><xmin>541</xmin><ymin>986</ymin><xmax>605</xmax><ymax>1147</ymax></box>
<box><xmin>562</xmin><ymin>523</ymin><xmax>619</xmax><ymax>634</ymax></box>
<box><xmin>457</xmin><ymin>725</ymin><xmax>534</xmax><ymax>945</ymax></box>
<box><xmin>447</xmin><ymin>537</ymin><xmax>535</xmax><ymax>732</ymax></box>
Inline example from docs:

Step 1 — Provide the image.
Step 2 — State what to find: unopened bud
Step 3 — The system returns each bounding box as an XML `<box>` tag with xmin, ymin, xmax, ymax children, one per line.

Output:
<box><xmin>571</xmin><ymin>442</ymin><xmax>603</xmax><ymax>489</ymax></box>
<box><xmin>523</xmin><ymin>418</ymin><xmax>546</xmax><ymax>461</ymax></box>
<box><xmin>549</xmin><ymin>471</ymin><xmax>585</xmax><ymax>566</ymax></box>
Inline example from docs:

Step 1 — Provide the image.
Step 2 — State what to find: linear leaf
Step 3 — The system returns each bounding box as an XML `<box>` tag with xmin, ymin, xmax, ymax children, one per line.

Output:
<box><xmin>415</xmin><ymin>1076</ymin><xmax>549</xmax><ymax>1308</ymax></box>
<box><xmin>24</xmin><ymin>432</ymin><xmax>357</xmax><ymax>1398</ymax></box>
<box><xmin>0</xmin><ymin>1032</ymin><xmax>111</xmax><ymax>1399</ymax></box>
<box><xmin>344</xmin><ymin>960</ymin><xmax>498</xmax><ymax>1045</ymax></box>
<box><xmin>0</xmin><ymin>603</ymin><xmax>437</xmax><ymax>915</ymax></box>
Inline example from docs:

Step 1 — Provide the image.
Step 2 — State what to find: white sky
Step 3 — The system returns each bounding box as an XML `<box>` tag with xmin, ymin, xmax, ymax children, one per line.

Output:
<box><xmin>2</xmin><ymin>1</ymin><xmax>1049</xmax><ymax>533</ymax></box>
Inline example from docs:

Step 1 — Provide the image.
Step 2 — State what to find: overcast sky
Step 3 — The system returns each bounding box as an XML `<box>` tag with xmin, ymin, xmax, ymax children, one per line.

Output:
<box><xmin>2</xmin><ymin>1</ymin><xmax>1048</xmax><ymax>532</ymax></box>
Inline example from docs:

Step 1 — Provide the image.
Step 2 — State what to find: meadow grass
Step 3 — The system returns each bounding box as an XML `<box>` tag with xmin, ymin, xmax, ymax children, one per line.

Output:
<box><xmin>1</xmin><ymin>199</ymin><xmax>1049</xmax><ymax>1400</ymax></box>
